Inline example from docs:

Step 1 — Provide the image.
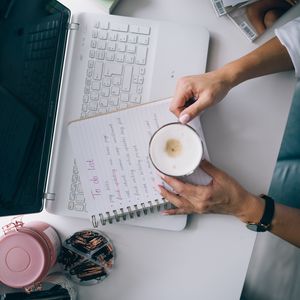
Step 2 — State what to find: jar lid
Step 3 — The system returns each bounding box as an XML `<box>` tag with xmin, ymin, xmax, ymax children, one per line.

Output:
<box><xmin>0</xmin><ymin>231</ymin><xmax>48</xmax><ymax>288</ymax></box>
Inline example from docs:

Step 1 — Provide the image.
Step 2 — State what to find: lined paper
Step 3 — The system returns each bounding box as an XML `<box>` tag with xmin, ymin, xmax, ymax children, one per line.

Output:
<box><xmin>68</xmin><ymin>99</ymin><xmax>211</xmax><ymax>216</ymax></box>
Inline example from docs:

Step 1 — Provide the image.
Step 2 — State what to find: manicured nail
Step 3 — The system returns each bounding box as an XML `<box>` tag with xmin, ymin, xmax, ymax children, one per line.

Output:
<box><xmin>179</xmin><ymin>113</ymin><xmax>190</xmax><ymax>124</ymax></box>
<box><xmin>156</xmin><ymin>171</ymin><xmax>166</xmax><ymax>179</ymax></box>
<box><xmin>160</xmin><ymin>211</ymin><xmax>169</xmax><ymax>216</ymax></box>
<box><xmin>155</xmin><ymin>185</ymin><xmax>163</xmax><ymax>193</ymax></box>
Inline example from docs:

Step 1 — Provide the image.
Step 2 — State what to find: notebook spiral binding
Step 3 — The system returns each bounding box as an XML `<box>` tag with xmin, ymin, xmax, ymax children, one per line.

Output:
<box><xmin>91</xmin><ymin>198</ymin><xmax>169</xmax><ymax>227</ymax></box>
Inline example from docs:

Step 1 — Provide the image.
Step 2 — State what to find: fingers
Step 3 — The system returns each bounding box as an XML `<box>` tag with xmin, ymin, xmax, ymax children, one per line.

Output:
<box><xmin>200</xmin><ymin>159</ymin><xmax>220</xmax><ymax>178</ymax></box>
<box><xmin>162</xmin><ymin>208</ymin><xmax>187</xmax><ymax>215</ymax></box>
<box><xmin>158</xmin><ymin>185</ymin><xmax>191</xmax><ymax>215</ymax></box>
<box><xmin>158</xmin><ymin>174</ymin><xmax>199</xmax><ymax>198</ymax></box>
<box><xmin>178</xmin><ymin>95</ymin><xmax>210</xmax><ymax>124</ymax></box>
<box><xmin>170</xmin><ymin>84</ymin><xmax>193</xmax><ymax>118</ymax></box>
<box><xmin>158</xmin><ymin>184</ymin><xmax>184</xmax><ymax>208</ymax></box>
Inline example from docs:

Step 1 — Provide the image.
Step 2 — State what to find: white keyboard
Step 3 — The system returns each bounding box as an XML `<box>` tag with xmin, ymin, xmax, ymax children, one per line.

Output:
<box><xmin>68</xmin><ymin>19</ymin><xmax>152</xmax><ymax>211</ymax></box>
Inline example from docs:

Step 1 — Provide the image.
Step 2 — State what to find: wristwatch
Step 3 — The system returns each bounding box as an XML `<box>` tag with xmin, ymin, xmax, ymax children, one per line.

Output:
<box><xmin>246</xmin><ymin>194</ymin><xmax>275</xmax><ymax>232</ymax></box>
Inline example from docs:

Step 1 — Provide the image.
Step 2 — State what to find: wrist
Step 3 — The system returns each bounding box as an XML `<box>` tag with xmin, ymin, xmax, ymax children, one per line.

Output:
<box><xmin>218</xmin><ymin>62</ymin><xmax>243</xmax><ymax>89</ymax></box>
<box><xmin>237</xmin><ymin>193</ymin><xmax>265</xmax><ymax>224</ymax></box>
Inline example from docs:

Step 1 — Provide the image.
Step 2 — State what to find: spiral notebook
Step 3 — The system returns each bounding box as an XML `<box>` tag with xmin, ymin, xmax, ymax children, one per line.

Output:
<box><xmin>68</xmin><ymin>98</ymin><xmax>211</xmax><ymax>227</ymax></box>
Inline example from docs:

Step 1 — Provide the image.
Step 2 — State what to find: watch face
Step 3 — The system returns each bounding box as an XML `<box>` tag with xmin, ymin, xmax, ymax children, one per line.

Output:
<box><xmin>246</xmin><ymin>223</ymin><xmax>267</xmax><ymax>232</ymax></box>
<box><xmin>246</xmin><ymin>223</ymin><xmax>259</xmax><ymax>232</ymax></box>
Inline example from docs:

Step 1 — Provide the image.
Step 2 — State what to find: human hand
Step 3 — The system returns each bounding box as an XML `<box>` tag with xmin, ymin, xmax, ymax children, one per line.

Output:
<box><xmin>157</xmin><ymin>160</ymin><xmax>264</xmax><ymax>223</ymax></box>
<box><xmin>246</xmin><ymin>0</ymin><xmax>293</xmax><ymax>35</ymax></box>
<box><xmin>169</xmin><ymin>69</ymin><xmax>234</xmax><ymax>124</ymax></box>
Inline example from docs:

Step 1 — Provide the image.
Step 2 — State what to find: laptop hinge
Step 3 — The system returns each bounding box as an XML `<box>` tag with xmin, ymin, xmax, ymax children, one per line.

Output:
<box><xmin>67</xmin><ymin>22</ymin><xmax>79</xmax><ymax>30</ymax></box>
<box><xmin>44</xmin><ymin>192</ymin><xmax>56</xmax><ymax>201</ymax></box>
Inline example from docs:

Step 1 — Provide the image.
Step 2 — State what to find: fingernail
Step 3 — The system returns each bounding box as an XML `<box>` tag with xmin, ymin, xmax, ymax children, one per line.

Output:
<box><xmin>160</xmin><ymin>211</ymin><xmax>169</xmax><ymax>216</ymax></box>
<box><xmin>155</xmin><ymin>185</ymin><xmax>163</xmax><ymax>193</ymax></box>
<box><xmin>156</xmin><ymin>171</ymin><xmax>166</xmax><ymax>179</ymax></box>
<box><xmin>179</xmin><ymin>113</ymin><xmax>190</xmax><ymax>124</ymax></box>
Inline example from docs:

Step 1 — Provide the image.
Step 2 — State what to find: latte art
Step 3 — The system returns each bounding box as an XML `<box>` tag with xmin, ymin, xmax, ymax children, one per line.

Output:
<box><xmin>165</xmin><ymin>139</ymin><xmax>182</xmax><ymax>157</ymax></box>
<box><xmin>149</xmin><ymin>123</ymin><xmax>203</xmax><ymax>176</ymax></box>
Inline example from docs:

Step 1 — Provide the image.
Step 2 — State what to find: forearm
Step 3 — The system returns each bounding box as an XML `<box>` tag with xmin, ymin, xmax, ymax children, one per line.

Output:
<box><xmin>238</xmin><ymin>194</ymin><xmax>300</xmax><ymax>248</ymax></box>
<box><xmin>271</xmin><ymin>203</ymin><xmax>300</xmax><ymax>248</ymax></box>
<box><xmin>220</xmin><ymin>37</ymin><xmax>294</xmax><ymax>88</ymax></box>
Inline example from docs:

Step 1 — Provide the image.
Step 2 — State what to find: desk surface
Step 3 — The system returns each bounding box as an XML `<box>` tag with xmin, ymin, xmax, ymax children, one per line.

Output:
<box><xmin>1</xmin><ymin>1</ymin><xmax>299</xmax><ymax>299</ymax></box>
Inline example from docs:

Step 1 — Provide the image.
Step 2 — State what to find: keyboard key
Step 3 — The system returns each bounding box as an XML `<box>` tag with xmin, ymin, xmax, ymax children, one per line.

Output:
<box><xmin>88</xmin><ymin>101</ymin><xmax>98</xmax><ymax>111</ymax></box>
<box><xmin>115</xmin><ymin>53</ymin><xmax>124</xmax><ymax>62</ymax></box>
<box><xmin>91</xmin><ymin>39</ymin><xmax>97</xmax><ymax>48</ymax></box>
<box><xmin>110</xmin><ymin>22</ymin><xmax>129</xmax><ymax>32</ymax></box>
<box><xmin>107</xmin><ymin>42</ymin><xmax>116</xmax><ymax>51</ymax></box>
<box><xmin>118</xmin><ymin>33</ymin><xmax>127</xmax><ymax>42</ymax></box>
<box><xmin>130</xmin><ymin>94</ymin><xmax>142</xmax><ymax>103</ymax></box>
<box><xmin>122</xmin><ymin>65</ymin><xmax>133</xmax><ymax>91</ymax></box>
<box><xmin>112</xmin><ymin>75</ymin><xmax>121</xmax><ymax>85</ymax></box>
<box><xmin>100</xmin><ymin>20</ymin><xmax>109</xmax><ymax>29</ymax></box>
<box><xmin>127</xmin><ymin>44</ymin><xmax>136</xmax><ymax>53</ymax></box>
<box><xmin>102</xmin><ymin>77</ymin><xmax>111</xmax><ymax>87</ymax></box>
<box><xmin>108</xmin><ymin>32</ymin><xmax>118</xmax><ymax>41</ymax></box>
<box><xmin>93</xmin><ymin>61</ymin><xmax>103</xmax><ymax>80</ymax></box>
<box><xmin>138</xmin><ymin>76</ymin><xmax>144</xmax><ymax>84</ymax></box>
<box><xmin>138</xmin><ymin>35</ymin><xmax>149</xmax><ymax>45</ymax></box>
<box><xmin>96</xmin><ymin>50</ymin><xmax>105</xmax><ymax>60</ymax></box>
<box><xmin>91</xmin><ymin>81</ymin><xmax>100</xmax><ymax>90</ymax></box>
<box><xmin>92</xmin><ymin>30</ymin><xmax>98</xmax><ymax>38</ymax></box>
<box><xmin>139</xmin><ymin>67</ymin><xmax>146</xmax><ymax>75</ymax></box>
<box><xmin>128</xmin><ymin>34</ymin><xmax>137</xmax><ymax>43</ymax></box>
<box><xmin>98</xmin><ymin>108</ymin><xmax>108</xmax><ymax>114</ymax></box>
<box><xmin>99</xmin><ymin>98</ymin><xmax>108</xmax><ymax>107</ymax></box>
<box><xmin>83</xmin><ymin>95</ymin><xmax>89</xmax><ymax>103</ymax></box>
<box><xmin>129</xmin><ymin>24</ymin><xmax>139</xmax><ymax>33</ymax></box>
<box><xmin>116</xmin><ymin>43</ymin><xmax>126</xmax><ymax>52</ymax></box>
<box><xmin>88</xmin><ymin>60</ymin><xmax>94</xmax><ymax>68</ymax></box>
<box><xmin>139</xmin><ymin>26</ymin><xmax>151</xmax><ymax>35</ymax></box>
<box><xmin>109</xmin><ymin>96</ymin><xmax>119</xmax><ymax>106</ymax></box>
<box><xmin>106</xmin><ymin>51</ymin><xmax>115</xmax><ymax>61</ymax></box>
<box><xmin>97</xmin><ymin>40</ymin><xmax>106</xmax><ymax>50</ymax></box>
<box><xmin>89</xmin><ymin>49</ymin><xmax>95</xmax><ymax>58</ymax></box>
<box><xmin>98</xmin><ymin>31</ymin><xmax>108</xmax><ymax>39</ymax></box>
<box><xmin>133</xmin><ymin>75</ymin><xmax>139</xmax><ymax>84</ymax></box>
<box><xmin>125</xmin><ymin>54</ymin><xmax>135</xmax><ymax>64</ymax></box>
<box><xmin>90</xmin><ymin>91</ymin><xmax>99</xmax><ymax>101</ymax></box>
<box><xmin>137</xmin><ymin>85</ymin><xmax>143</xmax><ymax>94</ymax></box>
<box><xmin>120</xmin><ymin>93</ymin><xmax>129</xmax><ymax>102</ymax></box>
<box><xmin>103</xmin><ymin>62</ymin><xmax>123</xmax><ymax>76</ymax></box>
<box><xmin>101</xmin><ymin>87</ymin><xmax>110</xmax><ymax>97</ymax></box>
<box><xmin>111</xmin><ymin>86</ymin><xmax>120</xmax><ymax>96</ymax></box>
<box><xmin>136</xmin><ymin>46</ymin><xmax>148</xmax><ymax>65</ymax></box>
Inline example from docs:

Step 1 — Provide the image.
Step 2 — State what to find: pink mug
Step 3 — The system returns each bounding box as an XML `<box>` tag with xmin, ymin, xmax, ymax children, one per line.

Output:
<box><xmin>0</xmin><ymin>219</ymin><xmax>61</xmax><ymax>290</ymax></box>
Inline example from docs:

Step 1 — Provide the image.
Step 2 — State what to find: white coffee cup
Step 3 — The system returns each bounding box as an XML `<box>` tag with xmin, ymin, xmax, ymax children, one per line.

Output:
<box><xmin>149</xmin><ymin>123</ymin><xmax>203</xmax><ymax>177</ymax></box>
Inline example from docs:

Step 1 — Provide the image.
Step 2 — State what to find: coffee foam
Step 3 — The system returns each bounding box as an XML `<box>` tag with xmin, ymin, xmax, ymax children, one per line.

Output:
<box><xmin>149</xmin><ymin>123</ymin><xmax>203</xmax><ymax>176</ymax></box>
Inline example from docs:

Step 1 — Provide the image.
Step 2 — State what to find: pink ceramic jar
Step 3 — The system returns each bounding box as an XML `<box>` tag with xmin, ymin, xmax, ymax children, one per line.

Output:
<box><xmin>0</xmin><ymin>220</ymin><xmax>61</xmax><ymax>290</ymax></box>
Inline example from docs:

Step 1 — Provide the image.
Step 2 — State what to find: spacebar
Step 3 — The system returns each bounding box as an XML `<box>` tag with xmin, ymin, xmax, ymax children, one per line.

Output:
<box><xmin>122</xmin><ymin>65</ymin><xmax>133</xmax><ymax>92</ymax></box>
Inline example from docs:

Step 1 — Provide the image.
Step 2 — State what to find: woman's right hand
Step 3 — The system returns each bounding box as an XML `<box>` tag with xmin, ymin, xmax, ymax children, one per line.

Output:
<box><xmin>169</xmin><ymin>68</ymin><xmax>234</xmax><ymax>124</ymax></box>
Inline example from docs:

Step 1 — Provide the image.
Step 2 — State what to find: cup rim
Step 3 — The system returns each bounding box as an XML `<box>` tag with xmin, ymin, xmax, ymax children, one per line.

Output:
<box><xmin>148</xmin><ymin>122</ymin><xmax>203</xmax><ymax>177</ymax></box>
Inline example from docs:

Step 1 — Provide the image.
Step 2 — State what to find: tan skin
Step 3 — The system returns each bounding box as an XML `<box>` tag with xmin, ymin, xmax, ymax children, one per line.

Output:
<box><xmin>158</xmin><ymin>36</ymin><xmax>300</xmax><ymax>248</ymax></box>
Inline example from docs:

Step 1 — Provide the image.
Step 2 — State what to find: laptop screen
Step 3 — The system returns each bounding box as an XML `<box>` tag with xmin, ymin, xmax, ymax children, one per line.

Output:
<box><xmin>0</xmin><ymin>0</ymin><xmax>70</xmax><ymax>216</ymax></box>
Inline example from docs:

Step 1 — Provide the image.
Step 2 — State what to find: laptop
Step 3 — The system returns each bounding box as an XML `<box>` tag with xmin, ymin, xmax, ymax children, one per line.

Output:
<box><xmin>0</xmin><ymin>0</ymin><xmax>209</xmax><ymax>230</ymax></box>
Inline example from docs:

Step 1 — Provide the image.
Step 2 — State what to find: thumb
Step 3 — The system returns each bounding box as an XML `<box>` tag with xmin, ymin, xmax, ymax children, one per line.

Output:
<box><xmin>179</xmin><ymin>95</ymin><xmax>210</xmax><ymax>124</ymax></box>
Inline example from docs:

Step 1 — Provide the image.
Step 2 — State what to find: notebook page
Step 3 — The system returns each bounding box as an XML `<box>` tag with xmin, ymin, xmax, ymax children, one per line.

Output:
<box><xmin>68</xmin><ymin>98</ymin><xmax>211</xmax><ymax>216</ymax></box>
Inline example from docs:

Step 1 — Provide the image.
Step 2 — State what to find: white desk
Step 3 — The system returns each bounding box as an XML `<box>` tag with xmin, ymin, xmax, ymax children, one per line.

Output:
<box><xmin>1</xmin><ymin>1</ymin><xmax>299</xmax><ymax>299</ymax></box>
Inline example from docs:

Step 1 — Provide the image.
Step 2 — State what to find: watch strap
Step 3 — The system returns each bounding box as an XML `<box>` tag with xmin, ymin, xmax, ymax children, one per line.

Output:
<box><xmin>259</xmin><ymin>194</ymin><xmax>275</xmax><ymax>230</ymax></box>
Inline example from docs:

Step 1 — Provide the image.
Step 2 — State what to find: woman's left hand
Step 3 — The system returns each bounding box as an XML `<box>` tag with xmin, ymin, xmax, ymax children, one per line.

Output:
<box><xmin>158</xmin><ymin>160</ymin><xmax>263</xmax><ymax>223</ymax></box>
